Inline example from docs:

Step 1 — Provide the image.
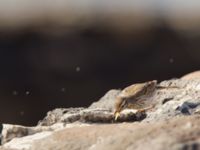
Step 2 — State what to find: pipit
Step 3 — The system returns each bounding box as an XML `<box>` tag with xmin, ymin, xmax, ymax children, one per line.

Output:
<box><xmin>114</xmin><ymin>80</ymin><xmax>157</xmax><ymax>120</ymax></box>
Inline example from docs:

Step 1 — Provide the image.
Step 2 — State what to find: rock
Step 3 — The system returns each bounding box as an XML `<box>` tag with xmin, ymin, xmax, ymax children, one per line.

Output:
<box><xmin>1</xmin><ymin>108</ymin><xmax>145</xmax><ymax>145</ymax></box>
<box><xmin>38</xmin><ymin>108</ymin><xmax>85</xmax><ymax>126</ymax></box>
<box><xmin>1</xmin><ymin>123</ymin><xmax>66</xmax><ymax>145</ymax></box>
<box><xmin>89</xmin><ymin>89</ymin><xmax>121</xmax><ymax>111</ymax></box>
<box><xmin>143</xmin><ymin>79</ymin><xmax>200</xmax><ymax>122</ymax></box>
<box><xmin>181</xmin><ymin>70</ymin><xmax>200</xmax><ymax>80</ymax></box>
<box><xmin>38</xmin><ymin>89</ymin><xmax>120</xmax><ymax>126</ymax></box>
<box><xmin>2</xmin><ymin>78</ymin><xmax>200</xmax><ymax>150</ymax></box>
<box><xmin>38</xmin><ymin>107</ymin><xmax>145</xmax><ymax>126</ymax></box>
<box><xmin>2</xmin><ymin>116</ymin><xmax>200</xmax><ymax>150</ymax></box>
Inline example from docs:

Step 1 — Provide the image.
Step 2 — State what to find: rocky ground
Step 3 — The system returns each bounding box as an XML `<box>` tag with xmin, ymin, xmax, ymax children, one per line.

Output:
<box><xmin>1</xmin><ymin>71</ymin><xmax>200</xmax><ymax>150</ymax></box>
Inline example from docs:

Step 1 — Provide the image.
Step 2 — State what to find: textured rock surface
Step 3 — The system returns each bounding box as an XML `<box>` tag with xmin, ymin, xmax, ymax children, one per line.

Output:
<box><xmin>2</xmin><ymin>78</ymin><xmax>200</xmax><ymax>150</ymax></box>
<box><xmin>89</xmin><ymin>89</ymin><xmax>121</xmax><ymax>111</ymax></box>
<box><xmin>2</xmin><ymin>116</ymin><xmax>200</xmax><ymax>150</ymax></box>
<box><xmin>23</xmin><ymin>116</ymin><xmax>200</xmax><ymax>150</ymax></box>
<box><xmin>181</xmin><ymin>70</ymin><xmax>200</xmax><ymax>80</ymax></box>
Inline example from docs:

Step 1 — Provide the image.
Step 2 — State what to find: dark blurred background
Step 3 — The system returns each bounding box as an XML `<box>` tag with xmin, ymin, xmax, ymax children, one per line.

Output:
<box><xmin>0</xmin><ymin>0</ymin><xmax>200</xmax><ymax>125</ymax></box>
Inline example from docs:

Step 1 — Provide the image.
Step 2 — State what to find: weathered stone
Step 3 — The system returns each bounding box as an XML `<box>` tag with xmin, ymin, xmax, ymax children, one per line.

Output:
<box><xmin>2</xmin><ymin>116</ymin><xmax>200</xmax><ymax>150</ymax></box>
<box><xmin>89</xmin><ymin>89</ymin><xmax>121</xmax><ymax>111</ymax></box>
<box><xmin>1</xmin><ymin>108</ymin><xmax>145</xmax><ymax>145</ymax></box>
<box><xmin>1</xmin><ymin>123</ymin><xmax>65</xmax><ymax>145</ymax></box>
<box><xmin>143</xmin><ymin>79</ymin><xmax>200</xmax><ymax>122</ymax></box>
<box><xmin>2</xmin><ymin>78</ymin><xmax>200</xmax><ymax>150</ymax></box>
<box><xmin>181</xmin><ymin>70</ymin><xmax>200</xmax><ymax>80</ymax></box>
<box><xmin>38</xmin><ymin>108</ymin><xmax>85</xmax><ymax>126</ymax></box>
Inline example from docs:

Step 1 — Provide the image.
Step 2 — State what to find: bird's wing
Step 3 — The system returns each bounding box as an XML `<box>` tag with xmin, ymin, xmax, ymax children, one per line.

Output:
<box><xmin>120</xmin><ymin>83</ymin><xmax>145</xmax><ymax>98</ymax></box>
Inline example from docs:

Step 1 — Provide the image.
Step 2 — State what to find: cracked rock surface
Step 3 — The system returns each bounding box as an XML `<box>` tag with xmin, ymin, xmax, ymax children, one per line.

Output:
<box><xmin>2</xmin><ymin>76</ymin><xmax>200</xmax><ymax>150</ymax></box>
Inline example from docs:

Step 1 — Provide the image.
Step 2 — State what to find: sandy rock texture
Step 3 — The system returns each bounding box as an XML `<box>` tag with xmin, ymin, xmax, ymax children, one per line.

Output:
<box><xmin>11</xmin><ymin>116</ymin><xmax>200</xmax><ymax>150</ymax></box>
<box><xmin>2</xmin><ymin>77</ymin><xmax>200</xmax><ymax>150</ymax></box>
<box><xmin>181</xmin><ymin>71</ymin><xmax>200</xmax><ymax>80</ymax></box>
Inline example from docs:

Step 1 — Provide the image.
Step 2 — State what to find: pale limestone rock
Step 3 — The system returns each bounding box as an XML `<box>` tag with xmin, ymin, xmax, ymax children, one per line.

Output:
<box><xmin>2</xmin><ymin>78</ymin><xmax>200</xmax><ymax>150</ymax></box>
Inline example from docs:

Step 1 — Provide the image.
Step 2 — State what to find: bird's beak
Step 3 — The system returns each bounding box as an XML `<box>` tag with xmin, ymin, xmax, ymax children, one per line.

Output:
<box><xmin>114</xmin><ymin>112</ymin><xmax>120</xmax><ymax>121</ymax></box>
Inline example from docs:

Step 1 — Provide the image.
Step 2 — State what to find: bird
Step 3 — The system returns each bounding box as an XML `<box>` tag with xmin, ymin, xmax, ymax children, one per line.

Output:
<box><xmin>114</xmin><ymin>80</ymin><xmax>157</xmax><ymax>120</ymax></box>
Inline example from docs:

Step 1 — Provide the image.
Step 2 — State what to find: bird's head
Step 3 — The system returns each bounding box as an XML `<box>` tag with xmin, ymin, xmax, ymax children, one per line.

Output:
<box><xmin>114</xmin><ymin>97</ymin><xmax>128</xmax><ymax>120</ymax></box>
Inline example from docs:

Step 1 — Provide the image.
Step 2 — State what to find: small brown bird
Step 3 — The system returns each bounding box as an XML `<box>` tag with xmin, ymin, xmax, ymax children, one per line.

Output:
<box><xmin>114</xmin><ymin>80</ymin><xmax>157</xmax><ymax>120</ymax></box>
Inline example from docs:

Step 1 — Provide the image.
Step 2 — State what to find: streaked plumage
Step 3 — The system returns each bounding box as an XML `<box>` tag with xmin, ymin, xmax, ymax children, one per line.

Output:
<box><xmin>114</xmin><ymin>80</ymin><xmax>157</xmax><ymax>120</ymax></box>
